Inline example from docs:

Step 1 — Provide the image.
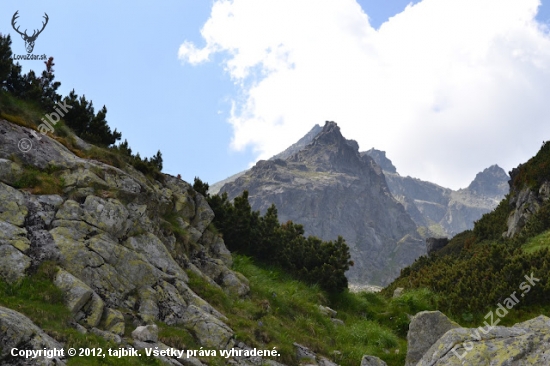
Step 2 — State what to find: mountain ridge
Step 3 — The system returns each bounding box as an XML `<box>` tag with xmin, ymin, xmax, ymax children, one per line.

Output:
<box><xmin>212</xmin><ymin>124</ymin><xmax>508</xmax><ymax>239</ymax></box>
<box><xmin>216</xmin><ymin>121</ymin><xmax>508</xmax><ymax>284</ymax></box>
<box><xmin>365</xmin><ymin>149</ymin><xmax>509</xmax><ymax>237</ymax></box>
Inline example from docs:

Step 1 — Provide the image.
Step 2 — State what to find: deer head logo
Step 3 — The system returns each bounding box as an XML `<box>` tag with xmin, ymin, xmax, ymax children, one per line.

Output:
<box><xmin>11</xmin><ymin>11</ymin><xmax>49</xmax><ymax>54</ymax></box>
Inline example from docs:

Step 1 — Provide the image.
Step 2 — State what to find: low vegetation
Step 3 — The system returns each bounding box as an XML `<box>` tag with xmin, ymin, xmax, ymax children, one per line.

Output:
<box><xmin>385</xmin><ymin>140</ymin><xmax>550</xmax><ymax>326</ymax></box>
<box><xmin>9</xmin><ymin>162</ymin><xmax>65</xmax><ymax>194</ymax></box>
<box><xmin>523</xmin><ymin>229</ymin><xmax>550</xmax><ymax>254</ymax></box>
<box><xmin>185</xmin><ymin>255</ymin><xmax>438</xmax><ymax>366</ymax></box>
<box><xmin>0</xmin><ymin>258</ymin><xmax>439</xmax><ymax>366</ymax></box>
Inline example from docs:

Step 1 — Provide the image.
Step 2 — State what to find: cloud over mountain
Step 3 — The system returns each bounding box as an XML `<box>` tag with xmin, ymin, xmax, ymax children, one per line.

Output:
<box><xmin>179</xmin><ymin>0</ymin><xmax>550</xmax><ymax>189</ymax></box>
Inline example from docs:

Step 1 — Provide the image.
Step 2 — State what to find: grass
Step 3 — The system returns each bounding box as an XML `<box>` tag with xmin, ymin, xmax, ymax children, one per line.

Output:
<box><xmin>157</xmin><ymin>322</ymin><xmax>199</xmax><ymax>351</ymax></box>
<box><xmin>0</xmin><ymin>92</ymin><xmax>44</xmax><ymax>129</ymax></box>
<box><xmin>184</xmin><ymin>255</ymin><xmax>441</xmax><ymax>366</ymax></box>
<box><xmin>11</xmin><ymin>164</ymin><xmax>66</xmax><ymax>194</ymax></box>
<box><xmin>522</xmin><ymin>229</ymin><xmax>550</xmax><ymax>254</ymax></box>
<box><xmin>416</xmin><ymin>223</ymin><xmax>447</xmax><ymax>239</ymax></box>
<box><xmin>1</xmin><ymin>247</ymin><xmax>546</xmax><ymax>365</ymax></box>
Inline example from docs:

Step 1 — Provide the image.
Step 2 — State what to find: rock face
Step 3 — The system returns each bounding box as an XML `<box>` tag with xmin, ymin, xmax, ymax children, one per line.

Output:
<box><xmin>0</xmin><ymin>306</ymin><xmax>66</xmax><ymax>365</ymax></box>
<box><xmin>365</xmin><ymin>149</ymin><xmax>509</xmax><ymax>237</ymax></box>
<box><xmin>360</xmin><ymin>355</ymin><xmax>387</xmax><ymax>366</ymax></box>
<box><xmin>425</xmin><ymin>237</ymin><xmax>449</xmax><ymax>255</ymax></box>
<box><xmin>504</xmin><ymin>177</ymin><xmax>550</xmax><ymax>238</ymax></box>
<box><xmin>363</xmin><ymin>148</ymin><xmax>396</xmax><ymax>174</ymax></box>
<box><xmin>270</xmin><ymin>124</ymin><xmax>324</xmax><ymax>161</ymax></box>
<box><xmin>467</xmin><ymin>164</ymin><xmax>509</xmax><ymax>198</ymax></box>
<box><xmin>220</xmin><ymin>121</ymin><xmax>426</xmax><ymax>286</ymax></box>
<box><xmin>0</xmin><ymin>118</ymin><xmax>262</xmax><ymax>365</ymax></box>
<box><xmin>214</xmin><ymin>125</ymin><xmax>508</xmax><ymax>285</ymax></box>
<box><xmin>209</xmin><ymin>124</ymin><xmax>323</xmax><ymax>195</ymax></box>
<box><xmin>411</xmin><ymin>313</ymin><xmax>550</xmax><ymax>366</ymax></box>
<box><xmin>405</xmin><ymin>311</ymin><xmax>460</xmax><ymax>366</ymax></box>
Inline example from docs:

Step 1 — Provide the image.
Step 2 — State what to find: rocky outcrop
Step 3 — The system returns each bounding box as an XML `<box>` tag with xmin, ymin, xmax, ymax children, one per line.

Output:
<box><xmin>365</xmin><ymin>150</ymin><xmax>509</xmax><ymax>237</ymax></box>
<box><xmin>412</xmin><ymin>313</ymin><xmax>550</xmax><ymax>365</ymax></box>
<box><xmin>209</xmin><ymin>125</ymin><xmax>323</xmax><ymax>195</ymax></box>
<box><xmin>505</xmin><ymin>181</ymin><xmax>550</xmax><ymax>238</ymax></box>
<box><xmin>360</xmin><ymin>355</ymin><xmax>387</xmax><ymax>366</ymax></box>
<box><xmin>405</xmin><ymin>311</ymin><xmax>460</xmax><ymax>366</ymax></box>
<box><xmin>362</xmin><ymin>149</ymin><xmax>396</xmax><ymax>174</ymax></box>
<box><xmin>425</xmin><ymin>237</ymin><xmax>449</xmax><ymax>255</ymax></box>
<box><xmin>53</xmin><ymin>268</ymin><xmax>104</xmax><ymax>327</ymax></box>
<box><xmin>220</xmin><ymin>121</ymin><xmax>426</xmax><ymax>286</ymax></box>
<box><xmin>0</xmin><ymin>118</ymin><xmax>265</xmax><ymax>365</ymax></box>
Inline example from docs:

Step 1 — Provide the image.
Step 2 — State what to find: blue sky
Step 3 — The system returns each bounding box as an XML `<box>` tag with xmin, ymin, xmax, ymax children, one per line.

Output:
<box><xmin>1</xmin><ymin>0</ymin><xmax>550</xmax><ymax>190</ymax></box>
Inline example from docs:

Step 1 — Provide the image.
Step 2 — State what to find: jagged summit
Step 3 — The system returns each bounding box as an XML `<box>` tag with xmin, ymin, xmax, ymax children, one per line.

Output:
<box><xmin>363</xmin><ymin>148</ymin><xmax>509</xmax><ymax>237</ymax></box>
<box><xmin>289</xmin><ymin>121</ymin><xmax>364</xmax><ymax>174</ymax></box>
<box><xmin>362</xmin><ymin>148</ymin><xmax>397</xmax><ymax>174</ymax></box>
<box><xmin>467</xmin><ymin>164</ymin><xmax>509</xmax><ymax>197</ymax></box>
<box><xmin>309</xmin><ymin>121</ymin><xmax>358</xmax><ymax>149</ymax></box>
<box><xmin>270</xmin><ymin>123</ymin><xmax>323</xmax><ymax>161</ymax></box>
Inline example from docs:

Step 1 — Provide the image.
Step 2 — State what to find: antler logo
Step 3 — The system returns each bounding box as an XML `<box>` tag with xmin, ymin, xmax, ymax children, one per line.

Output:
<box><xmin>11</xmin><ymin>11</ymin><xmax>49</xmax><ymax>54</ymax></box>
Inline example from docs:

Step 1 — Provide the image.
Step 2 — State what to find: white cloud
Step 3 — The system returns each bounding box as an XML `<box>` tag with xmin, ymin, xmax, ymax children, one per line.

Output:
<box><xmin>179</xmin><ymin>0</ymin><xmax>550</xmax><ymax>189</ymax></box>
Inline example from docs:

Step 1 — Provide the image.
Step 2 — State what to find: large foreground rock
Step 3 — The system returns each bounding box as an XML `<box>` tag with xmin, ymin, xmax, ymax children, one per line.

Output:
<box><xmin>410</xmin><ymin>312</ymin><xmax>550</xmax><ymax>365</ymax></box>
<box><xmin>406</xmin><ymin>311</ymin><xmax>460</xmax><ymax>366</ymax></box>
<box><xmin>0</xmin><ymin>118</ymin><xmax>254</xmax><ymax>361</ymax></box>
<box><xmin>0</xmin><ymin>306</ymin><xmax>66</xmax><ymax>365</ymax></box>
<box><xmin>360</xmin><ymin>355</ymin><xmax>387</xmax><ymax>366</ymax></box>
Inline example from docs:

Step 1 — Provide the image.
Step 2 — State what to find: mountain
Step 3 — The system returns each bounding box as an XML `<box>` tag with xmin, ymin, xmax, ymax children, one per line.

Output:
<box><xmin>270</xmin><ymin>124</ymin><xmax>323</xmax><ymax>161</ymax></box>
<box><xmin>219</xmin><ymin>121</ymin><xmax>426</xmax><ymax>286</ymax></box>
<box><xmin>209</xmin><ymin>124</ymin><xmax>323</xmax><ymax>195</ymax></box>
<box><xmin>364</xmin><ymin>149</ymin><xmax>509</xmax><ymax>237</ymax></box>
<box><xmin>216</xmin><ymin>122</ymin><xmax>508</xmax><ymax>285</ymax></box>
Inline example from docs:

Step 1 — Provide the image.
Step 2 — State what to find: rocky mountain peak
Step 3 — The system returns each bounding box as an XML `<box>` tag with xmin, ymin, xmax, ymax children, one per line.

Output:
<box><xmin>311</xmin><ymin>121</ymin><xmax>359</xmax><ymax>149</ymax></box>
<box><xmin>308</xmin><ymin>121</ymin><xmax>343</xmax><ymax>145</ymax></box>
<box><xmin>362</xmin><ymin>148</ymin><xmax>398</xmax><ymax>174</ymax></box>
<box><xmin>221</xmin><ymin>120</ymin><xmax>425</xmax><ymax>286</ymax></box>
<box><xmin>290</xmin><ymin>121</ymin><xmax>363</xmax><ymax>174</ymax></box>
<box><xmin>270</xmin><ymin>124</ymin><xmax>323</xmax><ymax>161</ymax></box>
<box><xmin>467</xmin><ymin>164</ymin><xmax>509</xmax><ymax>198</ymax></box>
<box><xmin>359</xmin><ymin>150</ymin><xmax>508</xmax><ymax>237</ymax></box>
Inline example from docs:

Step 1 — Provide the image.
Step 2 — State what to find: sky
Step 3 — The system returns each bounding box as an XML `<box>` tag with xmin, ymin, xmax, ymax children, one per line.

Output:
<box><xmin>1</xmin><ymin>1</ymin><xmax>550</xmax><ymax>190</ymax></box>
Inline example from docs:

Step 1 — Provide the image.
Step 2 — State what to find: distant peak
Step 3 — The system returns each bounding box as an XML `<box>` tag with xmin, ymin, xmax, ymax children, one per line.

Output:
<box><xmin>322</xmin><ymin>120</ymin><xmax>339</xmax><ymax>132</ymax></box>
<box><xmin>312</xmin><ymin>121</ymin><xmax>349</xmax><ymax>147</ymax></box>
<box><xmin>475</xmin><ymin>164</ymin><xmax>508</xmax><ymax>179</ymax></box>
<box><xmin>313</xmin><ymin>121</ymin><xmax>360</xmax><ymax>152</ymax></box>
<box><xmin>288</xmin><ymin>120</ymin><xmax>365</xmax><ymax>173</ymax></box>
<box><xmin>467</xmin><ymin>164</ymin><xmax>509</xmax><ymax>197</ymax></box>
<box><xmin>363</xmin><ymin>148</ymin><xmax>397</xmax><ymax>174</ymax></box>
<box><xmin>269</xmin><ymin>124</ymin><xmax>323</xmax><ymax>161</ymax></box>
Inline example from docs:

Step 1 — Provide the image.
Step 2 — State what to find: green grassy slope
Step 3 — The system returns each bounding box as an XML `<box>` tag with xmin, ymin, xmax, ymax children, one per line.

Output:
<box><xmin>0</xmin><ymin>258</ymin><xmax>440</xmax><ymax>366</ymax></box>
<box><xmin>384</xmin><ymin>141</ymin><xmax>550</xmax><ymax>327</ymax></box>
